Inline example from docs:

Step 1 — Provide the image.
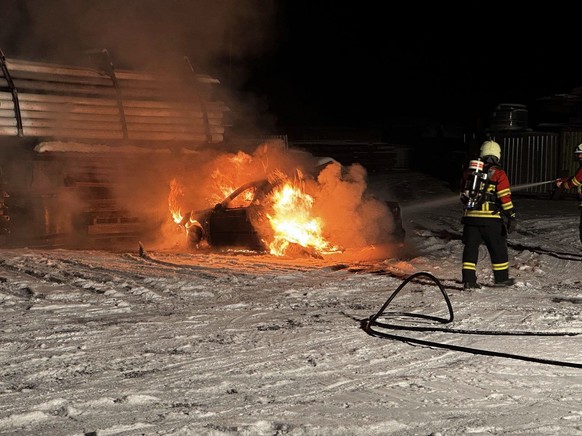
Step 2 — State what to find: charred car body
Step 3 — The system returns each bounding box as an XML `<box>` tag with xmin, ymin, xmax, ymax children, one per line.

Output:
<box><xmin>179</xmin><ymin>178</ymin><xmax>276</xmax><ymax>251</ymax></box>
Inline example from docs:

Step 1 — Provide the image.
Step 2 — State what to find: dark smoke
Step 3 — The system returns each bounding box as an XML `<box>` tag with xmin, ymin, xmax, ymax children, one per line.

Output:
<box><xmin>0</xmin><ymin>0</ymin><xmax>280</xmax><ymax>135</ymax></box>
<box><xmin>0</xmin><ymin>0</ymin><xmax>277</xmax><ymax>71</ymax></box>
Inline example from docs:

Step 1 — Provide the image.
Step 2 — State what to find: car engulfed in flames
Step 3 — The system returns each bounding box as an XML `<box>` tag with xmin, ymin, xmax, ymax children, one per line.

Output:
<box><xmin>168</xmin><ymin>164</ymin><xmax>406</xmax><ymax>258</ymax></box>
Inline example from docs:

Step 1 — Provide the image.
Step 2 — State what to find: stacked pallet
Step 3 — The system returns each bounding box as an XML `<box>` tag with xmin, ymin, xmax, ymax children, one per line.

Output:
<box><xmin>0</xmin><ymin>52</ymin><xmax>229</xmax><ymax>145</ymax></box>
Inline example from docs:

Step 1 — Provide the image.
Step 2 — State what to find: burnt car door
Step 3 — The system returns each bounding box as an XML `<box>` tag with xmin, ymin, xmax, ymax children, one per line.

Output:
<box><xmin>206</xmin><ymin>181</ymin><xmax>267</xmax><ymax>251</ymax></box>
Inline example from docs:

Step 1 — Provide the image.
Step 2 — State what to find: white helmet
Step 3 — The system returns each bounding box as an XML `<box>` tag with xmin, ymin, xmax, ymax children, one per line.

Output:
<box><xmin>480</xmin><ymin>140</ymin><xmax>501</xmax><ymax>160</ymax></box>
<box><xmin>575</xmin><ymin>143</ymin><xmax>582</xmax><ymax>154</ymax></box>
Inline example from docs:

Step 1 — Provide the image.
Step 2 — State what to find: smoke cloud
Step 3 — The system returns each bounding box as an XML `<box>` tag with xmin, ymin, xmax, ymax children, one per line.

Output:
<box><xmin>1</xmin><ymin>0</ymin><xmax>276</xmax><ymax>69</ymax></box>
<box><xmin>0</xmin><ymin>0</ymin><xmax>279</xmax><ymax>133</ymax></box>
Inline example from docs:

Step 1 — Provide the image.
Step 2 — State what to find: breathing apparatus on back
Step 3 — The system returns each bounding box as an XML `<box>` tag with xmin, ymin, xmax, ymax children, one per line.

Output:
<box><xmin>461</xmin><ymin>140</ymin><xmax>501</xmax><ymax>210</ymax></box>
<box><xmin>462</xmin><ymin>158</ymin><xmax>490</xmax><ymax>209</ymax></box>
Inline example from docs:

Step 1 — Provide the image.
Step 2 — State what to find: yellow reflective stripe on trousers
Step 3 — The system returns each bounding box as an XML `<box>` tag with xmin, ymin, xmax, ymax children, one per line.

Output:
<box><xmin>463</xmin><ymin>262</ymin><xmax>476</xmax><ymax>270</ymax></box>
<box><xmin>492</xmin><ymin>262</ymin><xmax>509</xmax><ymax>271</ymax></box>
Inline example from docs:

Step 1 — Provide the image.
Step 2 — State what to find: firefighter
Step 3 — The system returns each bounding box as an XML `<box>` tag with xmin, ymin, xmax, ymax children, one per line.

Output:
<box><xmin>460</xmin><ymin>140</ymin><xmax>516</xmax><ymax>290</ymax></box>
<box><xmin>555</xmin><ymin>143</ymin><xmax>582</xmax><ymax>246</ymax></box>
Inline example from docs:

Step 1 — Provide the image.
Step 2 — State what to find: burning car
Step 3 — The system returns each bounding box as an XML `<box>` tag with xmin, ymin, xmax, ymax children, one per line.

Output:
<box><xmin>172</xmin><ymin>170</ymin><xmax>406</xmax><ymax>257</ymax></box>
<box><xmin>177</xmin><ymin>177</ymin><xmax>278</xmax><ymax>252</ymax></box>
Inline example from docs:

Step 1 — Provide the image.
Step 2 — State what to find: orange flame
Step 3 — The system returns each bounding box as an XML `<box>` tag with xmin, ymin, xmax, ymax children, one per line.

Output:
<box><xmin>168</xmin><ymin>178</ymin><xmax>184</xmax><ymax>224</ymax></box>
<box><xmin>267</xmin><ymin>180</ymin><xmax>341</xmax><ymax>256</ymax></box>
<box><xmin>168</xmin><ymin>170</ymin><xmax>341</xmax><ymax>257</ymax></box>
<box><xmin>168</xmin><ymin>178</ymin><xmax>202</xmax><ymax>238</ymax></box>
<box><xmin>209</xmin><ymin>152</ymin><xmax>255</xmax><ymax>203</ymax></box>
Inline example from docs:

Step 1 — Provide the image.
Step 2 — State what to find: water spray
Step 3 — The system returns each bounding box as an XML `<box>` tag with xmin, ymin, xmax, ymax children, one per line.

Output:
<box><xmin>511</xmin><ymin>179</ymin><xmax>556</xmax><ymax>192</ymax></box>
<box><xmin>401</xmin><ymin>179</ymin><xmax>558</xmax><ymax>215</ymax></box>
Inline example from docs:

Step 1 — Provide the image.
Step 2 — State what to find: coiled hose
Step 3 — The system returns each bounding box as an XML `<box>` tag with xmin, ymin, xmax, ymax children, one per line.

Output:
<box><xmin>362</xmin><ymin>271</ymin><xmax>582</xmax><ymax>369</ymax></box>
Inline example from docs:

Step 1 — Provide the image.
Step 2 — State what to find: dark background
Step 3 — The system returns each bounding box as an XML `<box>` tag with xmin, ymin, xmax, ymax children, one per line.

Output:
<box><xmin>1</xmin><ymin>0</ymin><xmax>580</xmax><ymax>142</ymax></box>
<box><xmin>240</xmin><ymin>2</ymin><xmax>581</xmax><ymax>139</ymax></box>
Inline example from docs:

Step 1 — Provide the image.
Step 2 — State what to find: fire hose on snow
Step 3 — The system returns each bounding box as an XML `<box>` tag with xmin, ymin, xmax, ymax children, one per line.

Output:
<box><xmin>362</xmin><ymin>271</ymin><xmax>582</xmax><ymax>369</ymax></box>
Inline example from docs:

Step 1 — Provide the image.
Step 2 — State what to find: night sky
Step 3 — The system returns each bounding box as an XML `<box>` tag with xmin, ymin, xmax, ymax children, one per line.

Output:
<box><xmin>242</xmin><ymin>2</ymin><xmax>581</xmax><ymax>137</ymax></box>
<box><xmin>1</xmin><ymin>1</ymin><xmax>580</xmax><ymax>140</ymax></box>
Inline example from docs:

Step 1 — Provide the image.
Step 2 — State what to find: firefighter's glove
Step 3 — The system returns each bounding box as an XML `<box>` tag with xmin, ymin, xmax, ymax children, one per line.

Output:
<box><xmin>555</xmin><ymin>178</ymin><xmax>567</xmax><ymax>189</ymax></box>
<box><xmin>505</xmin><ymin>216</ymin><xmax>516</xmax><ymax>234</ymax></box>
<box><xmin>503</xmin><ymin>209</ymin><xmax>517</xmax><ymax>234</ymax></box>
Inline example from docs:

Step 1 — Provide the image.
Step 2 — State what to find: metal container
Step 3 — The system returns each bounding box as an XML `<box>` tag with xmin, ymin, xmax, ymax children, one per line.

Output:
<box><xmin>489</xmin><ymin>103</ymin><xmax>529</xmax><ymax>132</ymax></box>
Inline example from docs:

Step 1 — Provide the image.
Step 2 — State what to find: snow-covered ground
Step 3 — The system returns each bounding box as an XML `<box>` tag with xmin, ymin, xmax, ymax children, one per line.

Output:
<box><xmin>1</xmin><ymin>170</ymin><xmax>582</xmax><ymax>436</ymax></box>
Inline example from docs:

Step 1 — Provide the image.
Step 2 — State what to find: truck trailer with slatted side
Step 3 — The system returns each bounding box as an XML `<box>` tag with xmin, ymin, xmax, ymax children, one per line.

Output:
<box><xmin>0</xmin><ymin>49</ymin><xmax>232</xmax><ymax>248</ymax></box>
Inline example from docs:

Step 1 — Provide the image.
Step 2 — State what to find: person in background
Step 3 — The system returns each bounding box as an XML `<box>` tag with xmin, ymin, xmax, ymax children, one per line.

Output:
<box><xmin>459</xmin><ymin>140</ymin><xmax>516</xmax><ymax>290</ymax></box>
<box><xmin>555</xmin><ymin>143</ymin><xmax>582</xmax><ymax>246</ymax></box>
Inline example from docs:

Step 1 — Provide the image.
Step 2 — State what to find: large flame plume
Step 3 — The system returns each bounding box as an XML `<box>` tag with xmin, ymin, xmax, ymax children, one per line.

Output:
<box><xmin>267</xmin><ymin>178</ymin><xmax>341</xmax><ymax>256</ymax></box>
<box><xmin>164</xmin><ymin>141</ymin><xmax>399</xmax><ymax>259</ymax></box>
